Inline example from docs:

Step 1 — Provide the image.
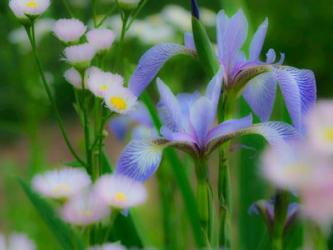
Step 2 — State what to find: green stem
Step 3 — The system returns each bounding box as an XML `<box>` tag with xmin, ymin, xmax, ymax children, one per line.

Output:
<box><xmin>195</xmin><ymin>157</ymin><xmax>212</xmax><ymax>249</ymax></box>
<box><xmin>25</xmin><ymin>24</ymin><xmax>85</xmax><ymax>166</ymax></box>
<box><xmin>218</xmin><ymin>146</ymin><xmax>231</xmax><ymax>248</ymax></box>
<box><xmin>61</xmin><ymin>0</ymin><xmax>74</xmax><ymax>17</ymax></box>
<box><xmin>79</xmin><ymin>72</ymin><xmax>92</xmax><ymax>174</ymax></box>
<box><xmin>271</xmin><ymin>190</ymin><xmax>290</xmax><ymax>250</ymax></box>
<box><xmin>217</xmin><ymin>93</ymin><xmax>233</xmax><ymax>248</ymax></box>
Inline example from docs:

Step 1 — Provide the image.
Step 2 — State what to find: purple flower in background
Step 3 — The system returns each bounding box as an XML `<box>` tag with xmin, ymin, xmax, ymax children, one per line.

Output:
<box><xmin>116</xmin><ymin>71</ymin><xmax>298</xmax><ymax>181</ymax></box>
<box><xmin>109</xmin><ymin>102</ymin><xmax>157</xmax><ymax>141</ymax></box>
<box><xmin>128</xmin><ymin>10</ymin><xmax>316</xmax><ymax>131</ymax></box>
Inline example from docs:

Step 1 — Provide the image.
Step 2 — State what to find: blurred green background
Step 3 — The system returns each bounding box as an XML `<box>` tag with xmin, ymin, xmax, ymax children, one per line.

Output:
<box><xmin>0</xmin><ymin>0</ymin><xmax>332</xmax><ymax>249</ymax></box>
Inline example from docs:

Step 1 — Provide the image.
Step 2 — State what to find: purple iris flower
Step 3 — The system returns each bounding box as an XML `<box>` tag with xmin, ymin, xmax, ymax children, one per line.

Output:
<box><xmin>128</xmin><ymin>10</ymin><xmax>316</xmax><ymax>131</ymax></box>
<box><xmin>116</xmin><ymin>70</ymin><xmax>298</xmax><ymax>181</ymax></box>
<box><xmin>109</xmin><ymin>102</ymin><xmax>156</xmax><ymax>141</ymax></box>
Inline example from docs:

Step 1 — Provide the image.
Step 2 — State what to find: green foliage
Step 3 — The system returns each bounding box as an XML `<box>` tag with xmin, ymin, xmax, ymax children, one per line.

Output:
<box><xmin>19</xmin><ymin>179</ymin><xmax>84</xmax><ymax>250</ymax></box>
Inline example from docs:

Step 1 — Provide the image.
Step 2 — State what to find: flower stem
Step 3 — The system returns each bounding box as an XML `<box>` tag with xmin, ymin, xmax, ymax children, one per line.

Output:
<box><xmin>271</xmin><ymin>190</ymin><xmax>290</xmax><ymax>250</ymax></box>
<box><xmin>218</xmin><ymin>146</ymin><xmax>231</xmax><ymax>248</ymax></box>
<box><xmin>25</xmin><ymin>24</ymin><xmax>85</xmax><ymax>166</ymax></box>
<box><xmin>195</xmin><ymin>157</ymin><xmax>212</xmax><ymax>249</ymax></box>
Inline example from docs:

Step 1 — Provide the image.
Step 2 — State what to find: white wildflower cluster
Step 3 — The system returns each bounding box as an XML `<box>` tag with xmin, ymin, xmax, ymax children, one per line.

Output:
<box><xmin>262</xmin><ymin>101</ymin><xmax>333</xmax><ymax>228</ymax></box>
<box><xmin>9</xmin><ymin>0</ymin><xmax>50</xmax><ymax>22</ymax></box>
<box><xmin>32</xmin><ymin>168</ymin><xmax>147</xmax><ymax>226</ymax></box>
<box><xmin>106</xmin><ymin>5</ymin><xmax>216</xmax><ymax>45</ymax></box>
<box><xmin>51</xmin><ymin>17</ymin><xmax>137</xmax><ymax>114</ymax></box>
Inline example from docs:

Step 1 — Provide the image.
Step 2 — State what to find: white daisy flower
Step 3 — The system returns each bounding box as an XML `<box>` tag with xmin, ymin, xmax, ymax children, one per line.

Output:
<box><xmin>32</xmin><ymin>168</ymin><xmax>91</xmax><ymax>200</ymax></box>
<box><xmin>61</xmin><ymin>189</ymin><xmax>111</xmax><ymax>226</ymax></box>
<box><xmin>7</xmin><ymin>233</ymin><xmax>36</xmax><ymax>250</ymax></box>
<box><xmin>53</xmin><ymin>18</ymin><xmax>87</xmax><ymax>43</ymax></box>
<box><xmin>64</xmin><ymin>43</ymin><xmax>96</xmax><ymax>69</ymax></box>
<box><xmin>94</xmin><ymin>174</ymin><xmax>147</xmax><ymax>209</ymax></box>
<box><xmin>305</xmin><ymin>101</ymin><xmax>333</xmax><ymax>155</ymax></box>
<box><xmin>86</xmin><ymin>67</ymin><xmax>123</xmax><ymax>98</ymax></box>
<box><xmin>9</xmin><ymin>0</ymin><xmax>50</xmax><ymax>19</ymax></box>
<box><xmin>64</xmin><ymin>67</ymin><xmax>83</xmax><ymax>89</ymax></box>
<box><xmin>86</xmin><ymin>28</ymin><xmax>116</xmax><ymax>52</ymax></box>
<box><xmin>89</xmin><ymin>242</ymin><xmax>126</xmax><ymax>250</ymax></box>
<box><xmin>104</xmin><ymin>85</ymin><xmax>137</xmax><ymax>114</ymax></box>
<box><xmin>0</xmin><ymin>234</ymin><xmax>6</xmax><ymax>250</ymax></box>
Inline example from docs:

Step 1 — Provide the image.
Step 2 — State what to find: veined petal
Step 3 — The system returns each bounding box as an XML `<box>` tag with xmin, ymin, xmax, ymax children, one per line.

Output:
<box><xmin>244</xmin><ymin>122</ymin><xmax>299</xmax><ymax>145</ymax></box>
<box><xmin>205</xmin><ymin>68</ymin><xmax>224</xmax><ymax>114</ymax></box>
<box><xmin>157</xmin><ymin>78</ymin><xmax>184</xmax><ymax>131</ymax></box>
<box><xmin>189</xmin><ymin>96</ymin><xmax>215</xmax><ymax>148</ymax></box>
<box><xmin>218</xmin><ymin>10</ymin><xmax>248</xmax><ymax>71</ymax></box>
<box><xmin>116</xmin><ymin>140</ymin><xmax>164</xmax><ymax>181</ymax></box>
<box><xmin>250</xmin><ymin>18</ymin><xmax>268</xmax><ymax>61</ymax></box>
<box><xmin>206</xmin><ymin>121</ymin><xmax>298</xmax><ymax>155</ymax></box>
<box><xmin>129</xmin><ymin>43</ymin><xmax>193</xmax><ymax>96</ymax></box>
<box><xmin>207</xmin><ymin>114</ymin><xmax>253</xmax><ymax>143</ymax></box>
<box><xmin>243</xmin><ymin>72</ymin><xmax>277</xmax><ymax>121</ymax></box>
<box><xmin>273</xmin><ymin>66</ymin><xmax>317</xmax><ymax>130</ymax></box>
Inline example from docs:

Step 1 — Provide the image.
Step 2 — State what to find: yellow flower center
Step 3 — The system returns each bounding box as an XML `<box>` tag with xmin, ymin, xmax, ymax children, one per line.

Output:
<box><xmin>99</xmin><ymin>84</ymin><xmax>109</xmax><ymax>92</ymax></box>
<box><xmin>81</xmin><ymin>210</ymin><xmax>93</xmax><ymax>218</ymax></box>
<box><xmin>324</xmin><ymin>128</ymin><xmax>333</xmax><ymax>141</ymax></box>
<box><xmin>109</xmin><ymin>97</ymin><xmax>127</xmax><ymax>111</ymax></box>
<box><xmin>114</xmin><ymin>192</ymin><xmax>127</xmax><ymax>202</ymax></box>
<box><xmin>53</xmin><ymin>183</ymin><xmax>70</xmax><ymax>194</ymax></box>
<box><xmin>26</xmin><ymin>0</ymin><xmax>38</xmax><ymax>9</ymax></box>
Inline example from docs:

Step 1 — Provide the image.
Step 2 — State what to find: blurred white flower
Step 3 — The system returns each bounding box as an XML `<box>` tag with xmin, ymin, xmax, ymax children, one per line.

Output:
<box><xmin>0</xmin><ymin>234</ymin><xmax>5</xmax><ymax>250</ymax></box>
<box><xmin>9</xmin><ymin>0</ymin><xmax>50</xmax><ymax>19</ymax></box>
<box><xmin>64</xmin><ymin>43</ymin><xmax>96</xmax><ymax>69</ymax></box>
<box><xmin>61</xmin><ymin>189</ymin><xmax>110</xmax><ymax>226</ymax></box>
<box><xmin>305</xmin><ymin>101</ymin><xmax>333</xmax><ymax>154</ymax></box>
<box><xmin>94</xmin><ymin>174</ymin><xmax>147</xmax><ymax>209</ymax></box>
<box><xmin>87</xmin><ymin>28</ymin><xmax>116</xmax><ymax>52</ymax></box>
<box><xmin>32</xmin><ymin>167</ymin><xmax>91</xmax><ymax>200</ymax></box>
<box><xmin>53</xmin><ymin>18</ymin><xmax>87</xmax><ymax>43</ymax></box>
<box><xmin>106</xmin><ymin>14</ymin><xmax>175</xmax><ymax>45</ymax></box>
<box><xmin>104</xmin><ymin>85</ymin><xmax>137</xmax><ymax>114</ymax></box>
<box><xmin>86</xmin><ymin>67</ymin><xmax>123</xmax><ymax>98</ymax></box>
<box><xmin>0</xmin><ymin>233</ymin><xmax>36</xmax><ymax>250</ymax></box>
<box><xmin>201</xmin><ymin>8</ymin><xmax>216</xmax><ymax>27</ymax></box>
<box><xmin>88</xmin><ymin>242</ymin><xmax>126</xmax><ymax>250</ymax></box>
<box><xmin>161</xmin><ymin>5</ymin><xmax>191</xmax><ymax>32</ymax></box>
<box><xmin>64</xmin><ymin>67</ymin><xmax>83</xmax><ymax>89</ymax></box>
<box><xmin>9</xmin><ymin>18</ymin><xmax>54</xmax><ymax>53</ymax></box>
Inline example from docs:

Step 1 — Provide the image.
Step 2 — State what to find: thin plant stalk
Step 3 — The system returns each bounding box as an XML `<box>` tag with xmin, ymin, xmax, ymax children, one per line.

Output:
<box><xmin>195</xmin><ymin>157</ymin><xmax>213</xmax><ymax>249</ymax></box>
<box><xmin>25</xmin><ymin>24</ymin><xmax>85</xmax><ymax>166</ymax></box>
<box><xmin>271</xmin><ymin>190</ymin><xmax>290</xmax><ymax>250</ymax></box>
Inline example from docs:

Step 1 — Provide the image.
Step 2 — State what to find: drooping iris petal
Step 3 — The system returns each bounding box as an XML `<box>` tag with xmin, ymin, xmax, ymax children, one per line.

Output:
<box><xmin>205</xmin><ymin>68</ymin><xmax>224</xmax><ymax>114</ymax></box>
<box><xmin>217</xmin><ymin>10</ymin><xmax>248</xmax><ymax>71</ymax></box>
<box><xmin>273</xmin><ymin>66</ymin><xmax>317</xmax><ymax>130</ymax></box>
<box><xmin>207</xmin><ymin>114</ymin><xmax>253</xmax><ymax>143</ymax></box>
<box><xmin>116</xmin><ymin>140</ymin><xmax>164</xmax><ymax>181</ymax></box>
<box><xmin>207</xmin><ymin>121</ymin><xmax>298</xmax><ymax>154</ymax></box>
<box><xmin>109</xmin><ymin>116</ymin><xmax>130</xmax><ymax>141</ymax></box>
<box><xmin>157</xmin><ymin>78</ymin><xmax>184</xmax><ymax>131</ymax></box>
<box><xmin>189</xmin><ymin>97</ymin><xmax>215</xmax><ymax>147</ymax></box>
<box><xmin>245</xmin><ymin>122</ymin><xmax>299</xmax><ymax>145</ymax></box>
<box><xmin>249</xmin><ymin>18</ymin><xmax>268</xmax><ymax>61</ymax></box>
<box><xmin>128</xmin><ymin>43</ymin><xmax>193</xmax><ymax>96</ymax></box>
<box><xmin>243</xmin><ymin>72</ymin><xmax>277</xmax><ymax>121</ymax></box>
